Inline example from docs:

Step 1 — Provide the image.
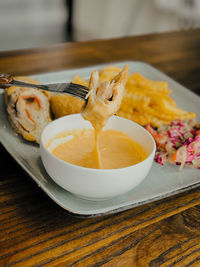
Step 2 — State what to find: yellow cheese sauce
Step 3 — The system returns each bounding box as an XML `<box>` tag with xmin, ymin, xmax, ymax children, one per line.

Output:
<box><xmin>48</xmin><ymin>129</ymin><xmax>148</xmax><ymax>169</ymax></box>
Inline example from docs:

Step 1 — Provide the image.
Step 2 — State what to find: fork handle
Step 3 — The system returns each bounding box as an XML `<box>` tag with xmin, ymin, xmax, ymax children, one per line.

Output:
<box><xmin>0</xmin><ymin>74</ymin><xmax>48</xmax><ymax>91</ymax></box>
<box><xmin>0</xmin><ymin>74</ymin><xmax>13</xmax><ymax>85</ymax></box>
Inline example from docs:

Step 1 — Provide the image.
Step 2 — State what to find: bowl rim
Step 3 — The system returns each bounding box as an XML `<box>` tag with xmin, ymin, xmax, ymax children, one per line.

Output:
<box><xmin>40</xmin><ymin>114</ymin><xmax>156</xmax><ymax>173</ymax></box>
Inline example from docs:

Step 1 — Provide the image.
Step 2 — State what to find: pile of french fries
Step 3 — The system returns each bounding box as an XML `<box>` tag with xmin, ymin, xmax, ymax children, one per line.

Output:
<box><xmin>73</xmin><ymin>66</ymin><xmax>196</xmax><ymax>128</ymax></box>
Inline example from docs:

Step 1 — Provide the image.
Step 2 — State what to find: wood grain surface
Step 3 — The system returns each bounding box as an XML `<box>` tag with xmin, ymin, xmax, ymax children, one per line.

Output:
<box><xmin>0</xmin><ymin>29</ymin><xmax>200</xmax><ymax>266</ymax></box>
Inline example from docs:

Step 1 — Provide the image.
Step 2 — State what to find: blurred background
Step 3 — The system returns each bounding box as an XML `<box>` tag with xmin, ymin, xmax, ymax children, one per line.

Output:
<box><xmin>0</xmin><ymin>0</ymin><xmax>200</xmax><ymax>51</ymax></box>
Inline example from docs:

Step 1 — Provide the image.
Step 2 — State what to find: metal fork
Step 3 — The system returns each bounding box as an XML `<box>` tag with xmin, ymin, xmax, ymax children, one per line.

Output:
<box><xmin>0</xmin><ymin>74</ymin><xmax>89</xmax><ymax>101</ymax></box>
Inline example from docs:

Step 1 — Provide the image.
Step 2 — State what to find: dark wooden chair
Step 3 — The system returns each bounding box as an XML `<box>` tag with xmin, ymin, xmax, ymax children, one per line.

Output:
<box><xmin>65</xmin><ymin>0</ymin><xmax>74</xmax><ymax>41</ymax></box>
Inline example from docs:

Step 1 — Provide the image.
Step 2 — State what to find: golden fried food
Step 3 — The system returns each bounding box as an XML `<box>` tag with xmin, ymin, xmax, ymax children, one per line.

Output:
<box><xmin>50</xmin><ymin>75</ymin><xmax>88</xmax><ymax>118</ymax></box>
<box><xmin>50</xmin><ymin>94</ymin><xmax>85</xmax><ymax>118</ymax></box>
<box><xmin>68</xmin><ymin>68</ymin><xmax>196</xmax><ymax>127</ymax></box>
<box><xmin>117</xmin><ymin>72</ymin><xmax>196</xmax><ymax>127</ymax></box>
<box><xmin>72</xmin><ymin>75</ymin><xmax>89</xmax><ymax>87</ymax></box>
<box><xmin>99</xmin><ymin>66</ymin><xmax>122</xmax><ymax>82</ymax></box>
<box><xmin>6</xmin><ymin>66</ymin><xmax>197</xmax><ymax>143</ymax></box>
<box><xmin>128</xmin><ymin>73</ymin><xmax>172</xmax><ymax>95</ymax></box>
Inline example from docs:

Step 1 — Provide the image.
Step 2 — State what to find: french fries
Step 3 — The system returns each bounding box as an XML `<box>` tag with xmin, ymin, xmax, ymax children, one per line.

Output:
<box><xmin>72</xmin><ymin>66</ymin><xmax>196</xmax><ymax>127</ymax></box>
<box><xmin>99</xmin><ymin>66</ymin><xmax>122</xmax><ymax>82</ymax></box>
<box><xmin>72</xmin><ymin>75</ymin><xmax>89</xmax><ymax>87</ymax></box>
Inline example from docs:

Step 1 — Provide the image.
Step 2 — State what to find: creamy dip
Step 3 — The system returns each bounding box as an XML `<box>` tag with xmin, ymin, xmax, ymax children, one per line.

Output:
<box><xmin>48</xmin><ymin>129</ymin><xmax>147</xmax><ymax>169</ymax></box>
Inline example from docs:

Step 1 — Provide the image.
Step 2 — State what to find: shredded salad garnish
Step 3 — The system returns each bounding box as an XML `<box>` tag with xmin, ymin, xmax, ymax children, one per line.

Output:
<box><xmin>146</xmin><ymin>120</ymin><xmax>200</xmax><ymax>170</ymax></box>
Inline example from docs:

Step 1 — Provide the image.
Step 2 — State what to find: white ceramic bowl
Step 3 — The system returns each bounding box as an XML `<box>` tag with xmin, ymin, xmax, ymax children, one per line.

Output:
<box><xmin>40</xmin><ymin>114</ymin><xmax>156</xmax><ymax>200</ymax></box>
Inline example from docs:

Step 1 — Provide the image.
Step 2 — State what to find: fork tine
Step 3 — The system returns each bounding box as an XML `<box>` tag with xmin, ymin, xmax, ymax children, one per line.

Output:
<box><xmin>65</xmin><ymin>87</ymin><xmax>88</xmax><ymax>100</ymax></box>
<box><xmin>67</xmin><ymin>84</ymin><xmax>88</xmax><ymax>98</ymax></box>
<box><xmin>69</xmin><ymin>87</ymin><xmax>87</xmax><ymax>95</ymax></box>
<box><xmin>65</xmin><ymin>91</ymin><xmax>86</xmax><ymax>100</ymax></box>
<box><xmin>67</xmin><ymin>88</ymin><xmax>88</xmax><ymax>97</ymax></box>
<box><xmin>70</xmin><ymin>82</ymin><xmax>88</xmax><ymax>89</ymax></box>
<box><xmin>66</xmin><ymin>90</ymin><xmax>86</xmax><ymax>98</ymax></box>
<box><xmin>66</xmin><ymin>85</ymin><xmax>87</xmax><ymax>95</ymax></box>
<box><xmin>69</xmin><ymin>83</ymin><xmax>89</xmax><ymax>92</ymax></box>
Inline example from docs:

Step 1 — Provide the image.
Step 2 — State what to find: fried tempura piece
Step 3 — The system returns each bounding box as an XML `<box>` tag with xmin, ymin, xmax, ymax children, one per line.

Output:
<box><xmin>50</xmin><ymin>76</ymin><xmax>88</xmax><ymax>118</ymax></box>
<box><xmin>50</xmin><ymin>94</ymin><xmax>85</xmax><ymax>118</ymax></box>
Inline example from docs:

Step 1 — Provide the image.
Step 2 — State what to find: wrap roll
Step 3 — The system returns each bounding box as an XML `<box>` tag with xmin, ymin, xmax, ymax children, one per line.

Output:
<box><xmin>5</xmin><ymin>77</ymin><xmax>52</xmax><ymax>143</ymax></box>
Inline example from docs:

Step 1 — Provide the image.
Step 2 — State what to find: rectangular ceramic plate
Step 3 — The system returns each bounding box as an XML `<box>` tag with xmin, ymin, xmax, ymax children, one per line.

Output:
<box><xmin>0</xmin><ymin>61</ymin><xmax>200</xmax><ymax>217</ymax></box>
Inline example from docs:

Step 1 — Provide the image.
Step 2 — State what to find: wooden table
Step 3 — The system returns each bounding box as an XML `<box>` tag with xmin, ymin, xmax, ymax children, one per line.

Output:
<box><xmin>0</xmin><ymin>29</ymin><xmax>200</xmax><ymax>266</ymax></box>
